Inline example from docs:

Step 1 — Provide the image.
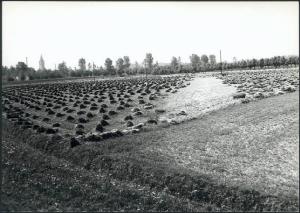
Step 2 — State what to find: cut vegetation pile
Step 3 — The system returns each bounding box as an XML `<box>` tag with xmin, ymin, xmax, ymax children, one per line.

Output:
<box><xmin>215</xmin><ymin>68</ymin><xmax>299</xmax><ymax>102</ymax></box>
<box><xmin>2</xmin><ymin>74</ymin><xmax>193</xmax><ymax>144</ymax></box>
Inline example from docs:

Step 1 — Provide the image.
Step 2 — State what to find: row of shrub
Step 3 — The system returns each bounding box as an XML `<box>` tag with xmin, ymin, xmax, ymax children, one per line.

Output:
<box><xmin>2</xmin><ymin>55</ymin><xmax>299</xmax><ymax>82</ymax></box>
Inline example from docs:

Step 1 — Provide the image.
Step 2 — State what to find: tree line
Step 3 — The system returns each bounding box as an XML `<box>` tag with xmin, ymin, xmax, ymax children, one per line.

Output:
<box><xmin>2</xmin><ymin>54</ymin><xmax>299</xmax><ymax>82</ymax></box>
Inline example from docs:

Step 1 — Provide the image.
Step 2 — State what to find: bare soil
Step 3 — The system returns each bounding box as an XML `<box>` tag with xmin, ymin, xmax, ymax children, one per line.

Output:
<box><xmin>156</xmin><ymin>76</ymin><xmax>239</xmax><ymax>123</ymax></box>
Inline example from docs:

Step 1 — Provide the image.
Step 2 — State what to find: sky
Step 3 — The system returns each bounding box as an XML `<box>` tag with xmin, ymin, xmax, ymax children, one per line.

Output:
<box><xmin>2</xmin><ymin>1</ymin><xmax>299</xmax><ymax>70</ymax></box>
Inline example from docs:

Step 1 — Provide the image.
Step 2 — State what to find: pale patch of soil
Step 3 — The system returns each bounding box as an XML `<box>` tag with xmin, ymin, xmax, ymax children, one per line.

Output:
<box><xmin>156</xmin><ymin>76</ymin><xmax>239</xmax><ymax>123</ymax></box>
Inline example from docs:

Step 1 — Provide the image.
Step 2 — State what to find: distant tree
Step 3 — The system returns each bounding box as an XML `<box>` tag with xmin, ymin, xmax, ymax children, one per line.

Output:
<box><xmin>123</xmin><ymin>56</ymin><xmax>131</xmax><ymax>69</ymax></box>
<box><xmin>231</xmin><ymin>57</ymin><xmax>238</xmax><ymax>70</ymax></box>
<box><xmin>177</xmin><ymin>57</ymin><xmax>182</xmax><ymax>72</ymax></box>
<box><xmin>16</xmin><ymin>62</ymin><xmax>28</xmax><ymax>81</ymax></box>
<box><xmin>170</xmin><ymin>56</ymin><xmax>178</xmax><ymax>67</ymax></box>
<box><xmin>201</xmin><ymin>54</ymin><xmax>209</xmax><ymax>71</ymax></box>
<box><xmin>2</xmin><ymin>66</ymin><xmax>8</xmax><ymax>77</ymax></box>
<box><xmin>123</xmin><ymin>56</ymin><xmax>131</xmax><ymax>75</ymax></box>
<box><xmin>294</xmin><ymin>56</ymin><xmax>299</xmax><ymax>65</ymax></box>
<box><xmin>8</xmin><ymin>66</ymin><xmax>17</xmax><ymax>79</ymax></box>
<box><xmin>125</xmin><ymin>62</ymin><xmax>136</xmax><ymax>75</ymax></box>
<box><xmin>92</xmin><ymin>67</ymin><xmax>100</xmax><ymax>76</ymax></box>
<box><xmin>16</xmin><ymin>61</ymin><xmax>28</xmax><ymax>71</ymax></box>
<box><xmin>105</xmin><ymin>58</ymin><xmax>115</xmax><ymax>75</ymax></box>
<box><xmin>259</xmin><ymin>58</ymin><xmax>264</xmax><ymax>69</ymax></box>
<box><xmin>129</xmin><ymin>61</ymin><xmax>139</xmax><ymax>75</ymax></box>
<box><xmin>88</xmin><ymin>62</ymin><xmax>92</xmax><ymax>71</ymax></box>
<box><xmin>190</xmin><ymin>54</ymin><xmax>201</xmax><ymax>72</ymax></box>
<box><xmin>241</xmin><ymin>60</ymin><xmax>247</xmax><ymax>69</ymax></box>
<box><xmin>264</xmin><ymin>58</ymin><xmax>270</xmax><ymax>68</ymax></box>
<box><xmin>222</xmin><ymin>62</ymin><xmax>229</xmax><ymax>70</ymax></box>
<box><xmin>134</xmin><ymin>61</ymin><xmax>139</xmax><ymax>68</ymax></box>
<box><xmin>280</xmin><ymin>56</ymin><xmax>287</xmax><ymax>67</ymax></box>
<box><xmin>170</xmin><ymin>57</ymin><xmax>178</xmax><ymax>73</ymax></box>
<box><xmin>2</xmin><ymin>66</ymin><xmax>14</xmax><ymax>81</ymax></box>
<box><xmin>295</xmin><ymin>56</ymin><xmax>299</xmax><ymax>65</ymax></box>
<box><xmin>116</xmin><ymin>58</ymin><xmax>125</xmax><ymax>76</ymax></box>
<box><xmin>93</xmin><ymin>66</ymin><xmax>105</xmax><ymax>76</ymax></box>
<box><xmin>209</xmin><ymin>55</ymin><xmax>216</xmax><ymax>65</ymax></box>
<box><xmin>287</xmin><ymin>56</ymin><xmax>299</xmax><ymax>66</ymax></box>
<box><xmin>201</xmin><ymin>55</ymin><xmax>209</xmax><ymax>65</ymax></box>
<box><xmin>287</xmin><ymin>57</ymin><xmax>293</xmax><ymax>66</ymax></box>
<box><xmin>151</xmin><ymin>65</ymin><xmax>160</xmax><ymax>75</ymax></box>
<box><xmin>78</xmin><ymin>58</ymin><xmax>86</xmax><ymax>71</ymax></box>
<box><xmin>58</xmin><ymin>61</ymin><xmax>68</xmax><ymax>71</ymax></box>
<box><xmin>144</xmin><ymin>53</ymin><xmax>154</xmax><ymax>77</ymax></box>
<box><xmin>144</xmin><ymin>53</ymin><xmax>153</xmax><ymax>69</ymax></box>
<box><xmin>272</xmin><ymin>56</ymin><xmax>280</xmax><ymax>68</ymax></box>
<box><xmin>251</xmin><ymin>59</ymin><xmax>258</xmax><ymax>69</ymax></box>
<box><xmin>57</xmin><ymin>61</ymin><xmax>69</xmax><ymax>77</ymax></box>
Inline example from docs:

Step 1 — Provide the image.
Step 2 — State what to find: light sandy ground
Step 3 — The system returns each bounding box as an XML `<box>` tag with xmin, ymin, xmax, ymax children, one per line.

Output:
<box><xmin>158</xmin><ymin>75</ymin><xmax>239</xmax><ymax>123</ymax></box>
<box><xmin>145</xmin><ymin>91</ymin><xmax>299</xmax><ymax>198</ymax></box>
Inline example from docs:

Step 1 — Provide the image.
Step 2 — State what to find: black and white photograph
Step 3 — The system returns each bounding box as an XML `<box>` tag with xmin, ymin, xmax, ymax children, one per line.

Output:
<box><xmin>1</xmin><ymin>1</ymin><xmax>299</xmax><ymax>212</ymax></box>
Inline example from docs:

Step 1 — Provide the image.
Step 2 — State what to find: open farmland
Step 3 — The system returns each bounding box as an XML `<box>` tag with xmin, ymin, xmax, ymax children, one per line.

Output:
<box><xmin>2</xmin><ymin>75</ymin><xmax>195</xmax><ymax>142</ymax></box>
<box><xmin>3</xmin><ymin>1</ymin><xmax>300</xmax><ymax>211</ymax></box>
<box><xmin>3</xmin><ymin>67</ymin><xmax>298</xmax><ymax>143</ymax></box>
<box><xmin>215</xmin><ymin>67</ymin><xmax>299</xmax><ymax>100</ymax></box>
<box><xmin>2</xmin><ymin>67</ymin><xmax>299</xmax><ymax>211</ymax></box>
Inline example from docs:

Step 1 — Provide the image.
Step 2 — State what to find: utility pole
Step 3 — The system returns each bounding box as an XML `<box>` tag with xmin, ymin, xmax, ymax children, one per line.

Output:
<box><xmin>26</xmin><ymin>57</ymin><xmax>28</xmax><ymax>66</ymax></box>
<box><xmin>144</xmin><ymin>60</ymin><xmax>148</xmax><ymax>84</ymax></box>
<box><xmin>220</xmin><ymin>50</ymin><xmax>223</xmax><ymax>75</ymax></box>
<box><xmin>92</xmin><ymin>62</ymin><xmax>95</xmax><ymax>83</ymax></box>
<box><xmin>178</xmin><ymin>56</ymin><xmax>181</xmax><ymax>73</ymax></box>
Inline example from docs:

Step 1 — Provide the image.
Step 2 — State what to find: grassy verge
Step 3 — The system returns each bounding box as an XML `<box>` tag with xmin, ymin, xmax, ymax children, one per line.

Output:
<box><xmin>2</xmin><ymin>133</ymin><xmax>214</xmax><ymax>212</ymax></box>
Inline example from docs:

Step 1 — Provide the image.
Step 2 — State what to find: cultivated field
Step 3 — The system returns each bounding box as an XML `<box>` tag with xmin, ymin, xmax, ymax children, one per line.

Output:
<box><xmin>2</xmin><ymin>67</ymin><xmax>299</xmax><ymax>211</ymax></box>
<box><xmin>2</xmin><ymin>75</ymin><xmax>195</xmax><ymax>142</ymax></box>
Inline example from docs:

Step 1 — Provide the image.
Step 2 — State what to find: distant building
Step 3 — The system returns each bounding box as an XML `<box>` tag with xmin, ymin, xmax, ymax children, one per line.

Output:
<box><xmin>39</xmin><ymin>55</ymin><xmax>46</xmax><ymax>71</ymax></box>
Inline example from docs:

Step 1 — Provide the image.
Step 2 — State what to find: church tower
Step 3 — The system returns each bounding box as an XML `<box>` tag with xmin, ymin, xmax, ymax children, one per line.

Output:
<box><xmin>39</xmin><ymin>55</ymin><xmax>45</xmax><ymax>71</ymax></box>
